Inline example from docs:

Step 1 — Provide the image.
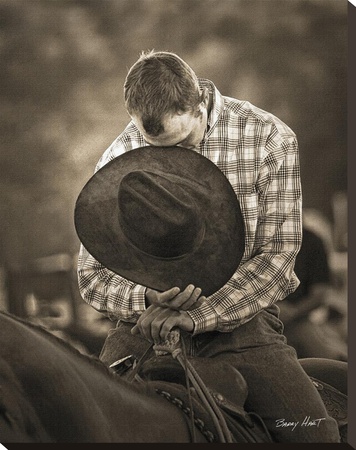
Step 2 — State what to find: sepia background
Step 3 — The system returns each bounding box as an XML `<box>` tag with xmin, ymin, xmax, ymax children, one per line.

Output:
<box><xmin>0</xmin><ymin>0</ymin><xmax>348</xmax><ymax>356</ymax></box>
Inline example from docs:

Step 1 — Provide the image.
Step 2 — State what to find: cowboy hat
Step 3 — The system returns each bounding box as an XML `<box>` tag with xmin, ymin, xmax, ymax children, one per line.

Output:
<box><xmin>74</xmin><ymin>146</ymin><xmax>245</xmax><ymax>296</ymax></box>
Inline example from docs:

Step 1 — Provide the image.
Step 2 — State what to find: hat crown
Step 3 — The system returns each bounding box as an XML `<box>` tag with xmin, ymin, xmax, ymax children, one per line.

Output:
<box><xmin>118</xmin><ymin>170</ymin><xmax>205</xmax><ymax>259</ymax></box>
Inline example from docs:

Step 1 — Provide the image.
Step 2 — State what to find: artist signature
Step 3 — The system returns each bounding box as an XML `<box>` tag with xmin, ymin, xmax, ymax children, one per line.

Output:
<box><xmin>275</xmin><ymin>416</ymin><xmax>326</xmax><ymax>430</ymax></box>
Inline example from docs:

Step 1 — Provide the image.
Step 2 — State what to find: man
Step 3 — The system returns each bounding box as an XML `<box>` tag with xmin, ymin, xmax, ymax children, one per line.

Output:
<box><xmin>76</xmin><ymin>50</ymin><xmax>339</xmax><ymax>442</ymax></box>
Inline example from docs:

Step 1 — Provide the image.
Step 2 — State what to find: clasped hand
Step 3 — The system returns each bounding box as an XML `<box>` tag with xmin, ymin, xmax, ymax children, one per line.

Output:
<box><xmin>131</xmin><ymin>285</ymin><xmax>206</xmax><ymax>343</ymax></box>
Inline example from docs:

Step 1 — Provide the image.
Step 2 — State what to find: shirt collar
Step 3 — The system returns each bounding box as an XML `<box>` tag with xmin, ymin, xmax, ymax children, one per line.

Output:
<box><xmin>198</xmin><ymin>78</ymin><xmax>224</xmax><ymax>135</ymax></box>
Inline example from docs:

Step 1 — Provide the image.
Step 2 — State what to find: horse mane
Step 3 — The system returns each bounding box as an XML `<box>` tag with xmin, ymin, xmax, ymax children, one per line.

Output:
<box><xmin>1</xmin><ymin>310</ymin><xmax>114</xmax><ymax>378</ymax></box>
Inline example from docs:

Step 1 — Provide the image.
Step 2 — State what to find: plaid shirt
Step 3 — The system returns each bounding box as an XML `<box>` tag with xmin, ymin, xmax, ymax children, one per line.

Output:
<box><xmin>77</xmin><ymin>79</ymin><xmax>302</xmax><ymax>334</ymax></box>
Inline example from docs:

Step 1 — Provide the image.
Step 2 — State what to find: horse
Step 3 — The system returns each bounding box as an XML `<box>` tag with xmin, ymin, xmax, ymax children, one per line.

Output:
<box><xmin>0</xmin><ymin>311</ymin><xmax>347</xmax><ymax>443</ymax></box>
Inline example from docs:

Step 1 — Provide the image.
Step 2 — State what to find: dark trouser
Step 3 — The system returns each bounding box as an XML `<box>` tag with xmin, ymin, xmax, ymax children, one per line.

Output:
<box><xmin>100</xmin><ymin>305</ymin><xmax>340</xmax><ymax>443</ymax></box>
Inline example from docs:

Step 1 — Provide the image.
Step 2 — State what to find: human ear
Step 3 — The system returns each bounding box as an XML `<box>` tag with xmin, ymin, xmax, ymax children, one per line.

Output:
<box><xmin>200</xmin><ymin>87</ymin><xmax>209</xmax><ymax>106</ymax></box>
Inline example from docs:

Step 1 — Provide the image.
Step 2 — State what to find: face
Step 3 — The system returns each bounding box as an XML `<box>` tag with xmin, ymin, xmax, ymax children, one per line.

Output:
<box><xmin>131</xmin><ymin>101</ymin><xmax>208</xmax><ymax>151</ymax></box>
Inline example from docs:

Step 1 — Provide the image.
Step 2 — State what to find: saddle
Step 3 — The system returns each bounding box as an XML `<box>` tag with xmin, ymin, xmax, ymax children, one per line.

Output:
<box><xmin>109</xmin><ymin>330</ymin><xmax>347</xmax><ymax>443</ymax></box>
<box><xmin>138</xmin><ymin>354</ymin><xmax>273</xmax><ymax>443</ymax></box>
<box><xmin>137</xmin><ymin>354</ymin><xmax>347</xmax><ymax>443</ymax></box>
<box><xmin>308</xmin><ymin>376</ymin><xmax>347</xmax><ymax>442</ymax></box>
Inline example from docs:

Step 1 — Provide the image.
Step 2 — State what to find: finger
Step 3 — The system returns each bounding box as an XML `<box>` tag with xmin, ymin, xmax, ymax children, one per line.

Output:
<box><xmin>161</xmin><ymin>311</ymin><xmax>194</xmax><ymax>339</ymax></box>
<box><xmin>158</xmin><ymin>287</ymin><xmax>181</xmax><ymax>304</ymax></box>
<box><xmin>146</xmin><ymin>287</ymin><xmax>181</xmax><ymax>307</ymax></box>
<box><xmin>189</xmin><ymin>295</ymin><xmax>207</xmax><ymax>310</ymax></box>
<box><xmin>159</xmin><ymin>315</ymin><xmax>179</xmax><ymax>342</ymax></box>
<box><xmin>132</xmin><ymin>305</ymin><xmax>164</xmax><ymax>341</ymax></box>
<box><xmin>150</xmin><ymin>309</ymin><xmax>174</xmax><ymax>344</ymax></box>
<box><xmin>160</xmin><ymin>287</ymin><xmax>181</xmax><ymax>299</ymax></box>
<box><xmin>179</xmin><ymin>287</ymin><xmax>202</xmax><ymax>311</ymax></box>
<box><xmin>166</xmin><ymin>284</ymin><xmax>195</xmax><ymax>309</ymax></box>
<box><xmin>142</xmin><ymin>306</ymin><xmax>174</xmax><ymax>342</ymax></box>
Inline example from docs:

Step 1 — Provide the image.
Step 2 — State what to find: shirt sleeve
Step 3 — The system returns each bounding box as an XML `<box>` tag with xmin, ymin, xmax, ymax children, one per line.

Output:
<box><xmin>77</xmin><ymin>245</ymin><xmax>147</xmax><ymax>322</ymax></box>
<box><xmin>187</xmin><ymin>136</ymin><xmax>303</xmax><ymax>334</ymax></box>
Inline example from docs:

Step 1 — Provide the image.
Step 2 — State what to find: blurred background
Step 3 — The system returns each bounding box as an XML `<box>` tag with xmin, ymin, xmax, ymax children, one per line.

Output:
<box><xmin>0</xmin><ymin>0</ymin><xmax>347</xmax><ymax>358</ymax></box>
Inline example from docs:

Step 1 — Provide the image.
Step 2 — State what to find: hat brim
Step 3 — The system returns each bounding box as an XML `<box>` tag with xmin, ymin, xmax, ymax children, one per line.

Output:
<box><xmin>74</xmin><ymin>146</ymin><xmax>245</xmax><ymax>297</ymax></box>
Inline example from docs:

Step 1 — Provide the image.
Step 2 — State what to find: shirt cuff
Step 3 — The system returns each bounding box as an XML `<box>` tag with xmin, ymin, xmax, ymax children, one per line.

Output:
<box><xmin>186</xmin><ymin>301</ymin><xmax>219</xmax><ymax>335</ymax></box>
<box><xmin>129</xmin><ymin>284</ymin><xmax>147</xmax><ymax>315</ymax></box>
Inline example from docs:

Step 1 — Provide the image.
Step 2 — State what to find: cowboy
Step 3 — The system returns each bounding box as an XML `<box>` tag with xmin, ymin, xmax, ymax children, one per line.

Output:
<box><xmin>75</xmin><ymin>50</ymin><xmax>340</xmax><ymax>442</ymax></box>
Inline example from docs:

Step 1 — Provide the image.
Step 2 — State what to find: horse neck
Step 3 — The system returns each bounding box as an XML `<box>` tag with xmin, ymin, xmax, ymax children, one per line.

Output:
<box><xmin>0</xmin><ymin>313</ymin><xmax>195</xmax><ymax>442</ymax></box>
